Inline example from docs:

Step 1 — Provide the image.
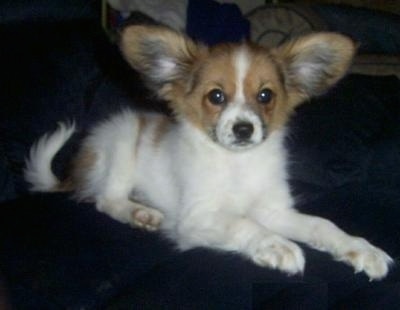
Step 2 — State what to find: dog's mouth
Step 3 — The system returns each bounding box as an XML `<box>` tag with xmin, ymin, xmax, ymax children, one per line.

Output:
<box><xmin>229</xmin><ymin>141</ymin><xmax>257</xmax><ymax>151</ymax></box>
<box><xmin>228</xmin><ymin>138</ymin><xmax>264</xmax><ymax>151</ymax></box>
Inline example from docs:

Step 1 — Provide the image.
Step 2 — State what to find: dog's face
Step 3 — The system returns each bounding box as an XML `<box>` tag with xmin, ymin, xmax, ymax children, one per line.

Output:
<box><xmin>176</xmin><ymin>45</ymin><xmax>286</xmax><ymax>151</ymax></box>
<box><xmin>121</xmin><ymin>26</ymin><xmax>355</xmax><ymax>151</ymax></box>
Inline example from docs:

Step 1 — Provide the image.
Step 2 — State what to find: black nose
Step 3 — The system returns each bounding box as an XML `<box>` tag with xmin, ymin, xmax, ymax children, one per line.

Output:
<box><xmin>233</xmin><ymin>122</ymin><xmax>254</xmax><ymax>140</ymax></box>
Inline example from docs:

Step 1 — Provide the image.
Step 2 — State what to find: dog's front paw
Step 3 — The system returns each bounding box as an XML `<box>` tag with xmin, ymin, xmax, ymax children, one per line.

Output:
<box><xmin>338</xmin><ymin>237</ymin><xmax>393</xmax><ymax>280</ymax></box>
<box><xmin>249</xmin><ymin>235</ymin><xmax>305</xmax><ymax>275</ymax></box>
<box><xmin>131</xmin><ymin>207</ymin><xmax>164</xmax><ymax>231</ymax></box>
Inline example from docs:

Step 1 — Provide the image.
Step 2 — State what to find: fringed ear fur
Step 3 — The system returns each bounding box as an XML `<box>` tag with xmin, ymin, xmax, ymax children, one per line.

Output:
<box><xmin>121</xmin><ymin>26</ymin><xmax>355</xmax><ymax>109</ymax></box>
<box><xmin>120</xmin><ymin>25</ymin><xmax>204</xmax><ymax>99</ymax></box>
<box><xmin>273</xmin><ymin>33</ymin><xmax>356</xmax><ymax>107</ymax></box>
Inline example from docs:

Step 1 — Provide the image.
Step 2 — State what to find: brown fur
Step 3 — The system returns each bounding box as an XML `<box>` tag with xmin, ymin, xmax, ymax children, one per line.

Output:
<box><xmin>174</xmin><ymin>45</ymin><xmax>238</xmax><ymax>132</ymax></box>
<box><xmin>120</xmin><ymin>25</ymin><xmax>355</xmax><ymax>145</ymax></box>
<box><xmin>60</xmin><ymin>147</ymin><xmax>97</xmax><ymax>193</ymax></box>
<box><xmin>242</xmin><ymin>46</ymin><xmax>290</xmax><ymax>132</ymax></box>
<box><xmin>152</xmin><ymin>115</ymin><xmax>171</xmax><ymax>146</ymax></box>
<box><xmin>165</xmin><ymin>44</ymin><xmax>297</xmax><ymax>135</ymax></box>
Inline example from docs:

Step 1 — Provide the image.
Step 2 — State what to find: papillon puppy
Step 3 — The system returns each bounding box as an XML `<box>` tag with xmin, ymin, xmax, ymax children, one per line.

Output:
<box><xmin>25</xmin><ymin>25</ymin><xmax>393</xmax><ymax>279</ymax></box>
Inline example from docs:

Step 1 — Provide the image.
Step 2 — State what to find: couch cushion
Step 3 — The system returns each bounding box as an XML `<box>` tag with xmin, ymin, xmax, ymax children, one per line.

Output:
<box><xmin>247</xmin><ymin>4</ymin><xmax>327</xmax><ymax>48</ymax></box>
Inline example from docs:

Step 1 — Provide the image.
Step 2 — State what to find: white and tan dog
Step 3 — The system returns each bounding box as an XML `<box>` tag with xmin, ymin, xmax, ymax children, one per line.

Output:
<box><xmin>25</xmin><ymin>25</ymin><xmax>392</xmax><ymax>279</ymax></box>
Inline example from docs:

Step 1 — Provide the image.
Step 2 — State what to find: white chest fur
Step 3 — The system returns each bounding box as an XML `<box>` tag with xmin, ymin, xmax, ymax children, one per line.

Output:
<box><xmin>134</xmin><ymin>120</ymin><xmax>293</xmax><ymax>231</ymax></box>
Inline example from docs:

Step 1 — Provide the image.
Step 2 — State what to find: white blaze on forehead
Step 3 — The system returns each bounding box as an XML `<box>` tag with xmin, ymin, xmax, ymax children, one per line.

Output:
<box><xmin>214</xmin><ymin>47</ymin><xmax>265</xmax><ymax>150</ymax></box>
<box><xmin>233</xmin><ymin>47</ymin><xmax>250</xmax><ymax>104</ymax></box>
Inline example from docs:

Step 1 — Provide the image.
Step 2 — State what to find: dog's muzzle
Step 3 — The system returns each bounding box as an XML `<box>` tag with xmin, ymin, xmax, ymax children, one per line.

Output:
<box><xmin>232</xmin><ymin>122</ymin><xmax>254</xmax><ymax>142</ymax></box>
<box><xmin>214</xmin><ymin>106</ymin><xmax>267</xmax><ymax>151</ymax></box>
<box><xmin>225</xmin><ymin>120</ymin><xmax>266</xmax><ymax>151</ymax></box>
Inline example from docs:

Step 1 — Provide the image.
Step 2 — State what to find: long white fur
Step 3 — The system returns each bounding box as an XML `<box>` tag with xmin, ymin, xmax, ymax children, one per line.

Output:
<box><xmin>25</xmin><ymin>40</ymin><xmax>393</xmax><ymax>280</ymax></box>
<box><xmin>24</xmin><ymin>122</ymin><xmax>75</xmax><ymax>191</ymax></box>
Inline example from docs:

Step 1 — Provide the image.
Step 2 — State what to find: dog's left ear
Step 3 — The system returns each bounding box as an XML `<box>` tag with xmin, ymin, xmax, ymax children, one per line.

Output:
<box><xmin>120</xmin><ymin>25</ymin><xmax>205</xmax><ymax>99</ymax></box>
<box><xmin>273</xmin><ymin>33</ymin><xmax>356</xmax><ymax>107</ymax></box>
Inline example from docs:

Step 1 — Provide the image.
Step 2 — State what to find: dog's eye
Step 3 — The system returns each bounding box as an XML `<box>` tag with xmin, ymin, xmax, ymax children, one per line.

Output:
<box><xmin>208</xmin><ymin>89</ymin><xmax>226</xmax><ymax>105</ymax></box>
<box><xmin>257</xmin><ymin>88</ymin><xmax>273</xmax><ymax>104</ymax></box>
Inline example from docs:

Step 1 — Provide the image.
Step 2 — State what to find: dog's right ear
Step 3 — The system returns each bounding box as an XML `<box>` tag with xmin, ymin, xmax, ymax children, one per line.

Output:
<box><xmin>120</xmin><ymin>25</ymin><xmax>204</xmax><ymax>98</ymax></box>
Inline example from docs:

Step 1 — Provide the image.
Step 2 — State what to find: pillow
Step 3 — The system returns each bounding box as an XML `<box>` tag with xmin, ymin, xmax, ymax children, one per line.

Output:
<box><xmin>246</xmin><ymin>4</ymin><xmax>326</xmax><ymax>48</ymax></box>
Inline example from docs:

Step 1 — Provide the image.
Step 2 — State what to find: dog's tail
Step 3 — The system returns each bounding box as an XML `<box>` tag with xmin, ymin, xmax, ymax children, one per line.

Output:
<box><xmin>24</xmin><ymin>122</ymin><xmax>76</xmax><ymax>192</ymax></box>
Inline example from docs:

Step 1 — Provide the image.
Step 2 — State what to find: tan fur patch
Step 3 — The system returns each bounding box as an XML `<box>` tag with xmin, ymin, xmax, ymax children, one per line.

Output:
<box><xmin>75</xmin><ymin>148</ymin><xmax>97</xmax><ymax>171</ymax></box>
<box><xmin>56</xmin><ymin>177</ymin><xmax>75</xmax><ymax>192</ymax></box>
<box><xmin>54</xmin><ymin>147</ymin><xmax>96</xmax><ymax>192</ymax></box>
<box><xmin>152</xmin><ymin>115</ymin><xmax>171</xmax><ymax>146</ymax></box>
<box><xmin>68</xmin><ymin>146</ymin><xmax>97</xmax><ymax>191</ymax></box>
<box><xmin>173</xmin><ymin>45</ymin><xmax>242</xmax><ymax>134</ymax></box>
<box><xmin>121</xmin><ymin>25</ymin><xmax>206</xmax><ymax>99</ymax></box>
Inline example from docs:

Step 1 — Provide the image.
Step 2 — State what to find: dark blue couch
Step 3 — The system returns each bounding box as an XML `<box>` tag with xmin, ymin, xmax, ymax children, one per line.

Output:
<box><xmin>1</xmin><ymin>1</ymin><xmax>400</xmax><ymax>309</ymax></box>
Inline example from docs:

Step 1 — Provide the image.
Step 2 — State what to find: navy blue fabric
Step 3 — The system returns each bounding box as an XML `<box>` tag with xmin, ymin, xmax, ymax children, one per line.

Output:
<box><xmin>0</xmin><ymin>20</ymin><xmax>160</xmax><ymax>200</ymax></box>
<box><xmin>1</xmin><ymin>4</ymin><xmax>400</xmax><ymax>309</ymax></box>
<box><xmin>1</xmin><ymin>190</ymin><xmax>399</xmax><ymax>309</ymax></box>
<box><xmin>186</xmin><ymin>0</ymin><xmax>250</xmax><ymax>45</ymax></box>
<box><xmin>0</xmin><ymin>194</ymin><xmax>177</xmax><ymax>309</ymax></box>
<box><xmin>0</xmin><ymin>149</ymin><xmax>15</xmax><ymax>203</ymax></box>
<box><xmin>0</xmin><ymin>0</ymin><xmax>97</xmax><ymax>23</ymax></box>
<box><xmin>0</xmin><ymin>21</ymin><xmax>103</xmax><ymax>198</ymax></box>
<box><xmin>186</xmin><ymin>1</ymin><xmax>400</xmax><ymax>54</ymax></box>
<box><xmin>288</xmin><ymin>75</ymin><xmax>400</xmax><ymax>191</ymax></box>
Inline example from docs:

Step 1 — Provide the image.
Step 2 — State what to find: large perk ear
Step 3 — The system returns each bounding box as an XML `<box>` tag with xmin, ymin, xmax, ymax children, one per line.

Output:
<box><xmin>273</xmin><ymin>33</ymin><xmax>356</xmax><ymax>107</ymax></box>
<box><xmin>120</xmin><ymin>25</ymin><xmax>204</xmax><ymax>98</ymax></box>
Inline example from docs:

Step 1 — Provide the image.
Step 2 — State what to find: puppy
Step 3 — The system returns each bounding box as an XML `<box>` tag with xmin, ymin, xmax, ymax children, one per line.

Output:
<box><xmin>25</xmin><ymin>25</ymin><xmax>393</xmax><ymax>279</ymax></box>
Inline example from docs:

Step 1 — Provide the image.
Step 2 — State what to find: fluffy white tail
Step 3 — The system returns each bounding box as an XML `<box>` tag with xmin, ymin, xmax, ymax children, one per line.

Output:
<box><xmin>24</xmin><ymin>122</ymin><xmax>76</xmax><ymax>192</ymax></box>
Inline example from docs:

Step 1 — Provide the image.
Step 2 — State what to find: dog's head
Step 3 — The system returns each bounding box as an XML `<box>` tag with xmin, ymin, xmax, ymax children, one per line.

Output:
<box><xmin>120</xmin><ymin>25</ymin><xmax>355</xmax><ymax>151</ymax></box>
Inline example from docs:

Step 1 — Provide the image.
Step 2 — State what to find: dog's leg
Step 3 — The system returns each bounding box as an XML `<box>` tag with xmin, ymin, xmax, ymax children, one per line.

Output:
<box><xmin>91</xmin><ymin>153</ymin><xmax>164</xmax><ymax>231</ymax></box>
<box><xmin>97</xmin><ymin>198</ymin><xmax>164</xmax><ymax>231</ymax></box>
<box><xmin>92</xmin><ymin>161</ymin><xmax>164</xmax><ymax>230</ymax></box>
<box><xmin>77</xmin><ymin>112</ymin><xmax>164</xmax><ymax>231</ymax></box>
<box><xmin>177</xmin><ymin>211</ymin><xmax>305</xmax><ymax>275</ymax></box>
<box><xmin>252</xmin><ymin>208</ymin><xmax>393</xmax><ymax>280</ymax></box>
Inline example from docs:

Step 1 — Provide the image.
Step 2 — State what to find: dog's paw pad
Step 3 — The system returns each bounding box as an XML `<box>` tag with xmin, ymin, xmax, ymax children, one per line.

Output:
<box><xmin>339</xmin><ymin>238</ymin><xmax>393</xmax><ymax>280</ymax></box>
<box><xmin>250</xmin><ymin>236</ymin><xmax>305</xmax><ymax>275</ymax></box>
<box><xmin>131</xmin><ymin>207</ymin><xmax>164</xmax><ymax>231</ymax></box>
